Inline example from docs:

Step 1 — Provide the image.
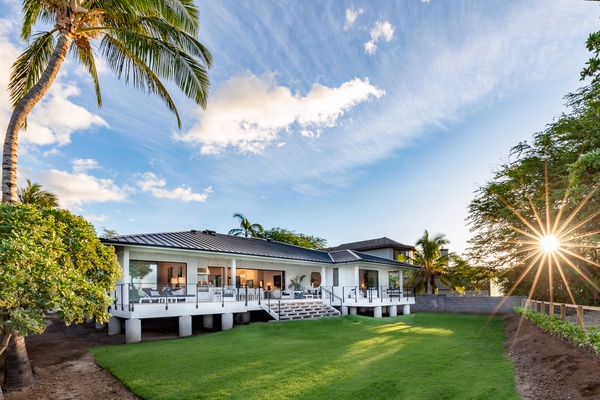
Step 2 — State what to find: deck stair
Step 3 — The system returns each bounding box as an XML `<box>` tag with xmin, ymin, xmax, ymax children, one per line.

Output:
<box><xmin>260</xmin><ymin>301</ymin><xmax>340</xmax><ymax>321</ymax></box>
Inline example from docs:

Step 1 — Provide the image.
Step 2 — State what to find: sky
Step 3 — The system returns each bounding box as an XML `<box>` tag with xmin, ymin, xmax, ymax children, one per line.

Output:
<box><xmin>0</xmin><ymin>0</ymin><xmax>598</xmax><ymax>254</ymax></box>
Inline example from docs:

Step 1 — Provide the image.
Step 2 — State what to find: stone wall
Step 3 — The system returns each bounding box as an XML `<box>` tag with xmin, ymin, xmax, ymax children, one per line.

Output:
<box><xmin>414</xmin><ymin>294</ymin><xmax>526</xmax><ymax>314</ymax></box>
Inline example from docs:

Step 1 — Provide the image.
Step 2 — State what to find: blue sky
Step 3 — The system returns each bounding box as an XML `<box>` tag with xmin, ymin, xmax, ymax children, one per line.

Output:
<box><xmin>0</xmin><ymin>1</ymin><xmax>598</xmax><ymax>253</ymax></box>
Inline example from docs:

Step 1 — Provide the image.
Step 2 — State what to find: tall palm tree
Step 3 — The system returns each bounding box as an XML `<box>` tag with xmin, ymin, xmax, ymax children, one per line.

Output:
<box><xmin>17</xmin><ymin>179</ymin><xmax>59</xmax><ymax>208</ymax></box>
<box><xmin>2</xmin><ymin>1</ymin><xmax>211</xmax><ymax>392</ymax></box>
<box><xmin>228</xmin><ymin>213</ymin><xmax>264</xmax><ymax>237</ymax></box>
<box><xmin>3</xmin><ymin>0</ymin><xmax>212</xmax><ymax>203</ymax></box>
<box><xmin>406</xmin><ymin>230</ymin><xmax>465</xmax><ymax>295</ymax></box>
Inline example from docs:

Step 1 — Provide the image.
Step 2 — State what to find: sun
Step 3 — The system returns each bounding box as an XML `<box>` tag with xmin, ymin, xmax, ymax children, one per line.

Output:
<box><xmin>496</xmin><ymin>161</ymin><xmax>600</xmax><ymax>304</ymax></box>
<box><xmin>540</xmin><ymin>235</ymin><xmax>560</xmax><ymax>254</ymax></box>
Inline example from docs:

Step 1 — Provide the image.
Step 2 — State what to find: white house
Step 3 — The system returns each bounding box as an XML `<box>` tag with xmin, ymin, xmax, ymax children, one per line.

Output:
<box><xmin>101</xmin><ymin>229</ymin><xmax>418</xmax><ymax>343</ymax></box>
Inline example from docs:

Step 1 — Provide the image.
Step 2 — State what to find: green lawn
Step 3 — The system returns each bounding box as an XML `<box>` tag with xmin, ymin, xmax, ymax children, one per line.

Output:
<box><xmin>90</xmin><ymin>313</ymin><xmax>518</xmax><ymax>400</ymax></box>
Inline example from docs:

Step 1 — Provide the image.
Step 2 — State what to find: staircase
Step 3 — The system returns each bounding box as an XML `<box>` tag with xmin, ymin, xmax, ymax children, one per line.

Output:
<box><xmin>260</xmin><ymin>300</ymin><xmax>341</xmax><ymax>321</ymax></box>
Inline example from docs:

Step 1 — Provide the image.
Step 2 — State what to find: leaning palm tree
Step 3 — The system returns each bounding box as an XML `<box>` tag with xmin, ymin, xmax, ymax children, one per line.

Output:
<box><xmin>406</xmin><ymin>230</ymin><xmax>465</xmax><ymax>295</ymax></box>
<box><xmin>228</xmin><ymin>213</ymin><xmax>264</xmax><ymax>237</ymax></box>
<box><xmin>17</xmin><ymin>179</ymin><xmax>59</xmax><ymax>208</ymax></box>
<box><xmin>3</xmin><ymin>0</ymin><xmax>212</xmax><ymax>203</ymax></box>
<box><xmin>2</xmin><ymin>0</ymin><xmax>211</xmax><ymax>393</ymax></box>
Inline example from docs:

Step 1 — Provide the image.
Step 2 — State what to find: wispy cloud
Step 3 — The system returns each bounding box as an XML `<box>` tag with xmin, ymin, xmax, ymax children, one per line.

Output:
<box><xmin>177</xmin><ymin>72</ymin><xmax>384</xmax><ymax>155</ymax></box>
<box><xmin>344</xmin><ymin>5</ymin><xmax>363</xmax><ymax>31</ymax></box>
<box><xmin>364</xmin><ymin>20</ymin><xmax>395</xmax><ymax>55</ymax></box>
<box><xmin>135</xmin><ymin>172</ymin><xmax>212</xmax><ymax>202</ymax></box>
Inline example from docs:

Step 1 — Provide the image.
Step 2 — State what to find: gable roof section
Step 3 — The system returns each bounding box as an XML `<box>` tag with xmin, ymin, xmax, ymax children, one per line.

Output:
<box><xmin>101</xmin><ymin>230</ymin><xmax>418</xmax><ymax>268</ymax></box>
<box><xmin>326</xmin><ymin>236</ymin><xmax>414</xmax><ymax>252</ymax></box>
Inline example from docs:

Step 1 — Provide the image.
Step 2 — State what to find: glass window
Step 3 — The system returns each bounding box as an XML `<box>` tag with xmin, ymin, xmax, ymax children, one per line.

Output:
<box><xmin>129</xmin><ymin>260</ymin><xmax>157</xmax><ymax>287</ymax></box>
<box><xmin>333</xmin><ymin>268</ymin><xmax>339</xmax><ymax>286</ymax></box>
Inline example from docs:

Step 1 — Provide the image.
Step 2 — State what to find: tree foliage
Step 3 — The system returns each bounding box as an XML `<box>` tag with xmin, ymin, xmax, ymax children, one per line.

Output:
<box><xmin>260</xmin><ymin>227</ymin><xmax>327</xmax><ymax>249</ymax></box>
<box><xmin>466</xmin><ymin>81</ymin><xmax>600</xmax><ymax>304</ymax></box>
<box><xmin>17</xmin><ymin>179</ymin><xmax>59</xmax><ymax>208</ymax></box>
<box><xmin>0</xmin><ymin>204</ymin><xmax>121</xmax><ymax>364</ymax></box>
<box><xmin>405</xmin><ymin>230</ymin><xmax>466</xmax><ymax>295</ymax></box>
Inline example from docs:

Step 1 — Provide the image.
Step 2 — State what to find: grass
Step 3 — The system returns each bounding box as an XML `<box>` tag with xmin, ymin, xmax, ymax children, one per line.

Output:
<box><xmin>90</xmin><ymin>313</ymin><xmax>519</xmax><ymax>400</ymax></box>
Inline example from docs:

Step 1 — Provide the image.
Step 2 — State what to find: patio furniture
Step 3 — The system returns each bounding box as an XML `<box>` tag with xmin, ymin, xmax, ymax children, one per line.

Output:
<box><xmin>141</xmin><ymin>288</ymin><xmax>167</xmax><ymax>303</ymax></box>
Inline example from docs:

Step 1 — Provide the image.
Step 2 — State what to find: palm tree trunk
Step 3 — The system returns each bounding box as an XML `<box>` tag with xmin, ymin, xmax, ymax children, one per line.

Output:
<box><xmin>2</xmin><ymin>32</ymin><xmax>73</xmax><ymax>203</ymax></box>
<box><xmin>2</xmin><ymin>334</ymin><xmax>35</xmax><ymax>391</ymax></box>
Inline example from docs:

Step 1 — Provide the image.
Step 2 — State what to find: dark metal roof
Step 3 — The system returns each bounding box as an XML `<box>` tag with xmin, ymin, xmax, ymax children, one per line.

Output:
<box><xmin>325</xmin><ymin>236</ymin><xmax>414</xmax><ymax>252</ymax></box>
<box><xmin>101</xmin><ymin>230</ymin><xmax>418</xmax><ymax>268</ymax></box>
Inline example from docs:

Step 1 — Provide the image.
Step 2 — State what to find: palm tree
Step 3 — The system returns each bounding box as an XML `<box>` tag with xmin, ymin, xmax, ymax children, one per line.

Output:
<box><xmin>228</xmin><ymin>213</ymin><xmax>264</xmax><ymax>237</ymax></box>
<box><xmin>2</xmin><ymin>1</ymin><xmax>211</xmax><ymax>393</ymax></box>
<box><xmin>3</xmin><ymin>0</ymin><xmax>212</xmax><ymax>203</ymax></box>
<box><xmin>17</xmin><ymin>179</ymin><xmax>59</xmax><ymax>208</ymax></box>
<box><xmin>406</xmin><ymin>230</ymin><xmax>465</xmax><ymax>295</ymax></box>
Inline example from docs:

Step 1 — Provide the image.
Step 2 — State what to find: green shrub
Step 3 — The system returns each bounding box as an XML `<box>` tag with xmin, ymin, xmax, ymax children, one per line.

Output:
<box><xmin>514</xmin><ymin>306</ymin><xmax>600</xmax><ymax>354</ymax></box>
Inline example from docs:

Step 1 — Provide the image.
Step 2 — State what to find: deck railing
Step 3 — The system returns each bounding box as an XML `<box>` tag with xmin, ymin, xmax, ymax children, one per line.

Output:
<box><xmin>339</xmin><ymin>285</ymin><xmax>415</xmax><ymax>303</ymax></box>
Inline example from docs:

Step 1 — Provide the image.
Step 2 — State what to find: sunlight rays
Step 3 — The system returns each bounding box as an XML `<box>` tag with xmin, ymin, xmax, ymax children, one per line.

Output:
<box><xmin>496</xmin><ymin>166</ymin><xmax>600</xmax><ymax>303</ymax></box>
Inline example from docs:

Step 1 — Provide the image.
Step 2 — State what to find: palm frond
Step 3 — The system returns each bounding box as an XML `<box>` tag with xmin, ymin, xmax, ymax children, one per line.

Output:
<box><xmin>108</xmin><ymin>28</ymin><xmax>210</xmax><ymax>107</ymax></box>
<box><xmin>8</xmin><ymin>31</ymin><xmax>56</xmax><ymax>109</ymax></box>
<box><xmin>136</xmin><ymin>16</ymin><xmax>212</xmax><ymax>66</ymax></box>
<box><xmin>70</xmin><ymin>37</ymin><xmax>102</xmax><ymax>107</ymax></box>
<box><xmin>99</xmin><ymin>33</ymin><xmax>181</xmax><ymax>126</ymax></box>
<box><xmin>20</xmin><ymin>0</ymin><xmax>56</xmax><ymax>41</ymax></box>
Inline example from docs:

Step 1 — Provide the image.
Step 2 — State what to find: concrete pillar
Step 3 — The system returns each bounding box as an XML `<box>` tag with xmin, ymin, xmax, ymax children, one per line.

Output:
<box><xmin>222</xmin><ymin>313</ymin><xmax>234</xmax><ymax>331</ymax></box>
<box><xmin>242</xmin><ymin>311</ymin><xmax>251</xmax><ymax>323</ymax></box>
<box><xmin>231</xmin><ymin>259</ymin><xmax>236</xmax><ymax>288</ymax></box>
<box><xmin>179</xmin><ymin>315</ymin><xmax>192</xmax><ymax>338</ymax></box>
<box><xmin>349</xmin><ymin>307</ymin><xmax>357</xmax><ymax>315</ymax></box>
<box><xmin>125</xmin><ymin>319</ymin><xmax>142</xmax><ymax>344</ymax></box>
<box><xmin>374</xmin><ymin>306</ymin><xmax>382</xmax><ymax>318</ymax></box>
<box><xmin>389</xmin><ymin>305</ymin><xmax>398</xmax><ymax>317</ymax></box>
<box><xmin>402</xmin><ymin>304</ymin><xmax>411</xmax><ymax>315</ymax></box>
<box><xmin>203</xmin><ymin>314</ymin><xmax>214</xmax><ymax>329</ymax></box>
<box><xmin>108</xmin><ymin>316</ymin><xmax>122</xmax><ymax>335</ymax></box>
<box><xmin>342</xmin><ymin>306</ymin><xmax>349</xmax><ymax>316</ymax></box>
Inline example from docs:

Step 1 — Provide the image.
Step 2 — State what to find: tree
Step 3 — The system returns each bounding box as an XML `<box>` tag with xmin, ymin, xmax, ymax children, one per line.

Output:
<box><xmin>405</xmin><ymin>230</ymin><xmax>465</xmax><ymax>295</ymax></box>
<box><xmin>466</xmin><ymin>80</ymin><xmax>600</xmax><ymax>304</ymax></box>
<box><xmin>3</xmin><ymin>0</ymin><xmax>212</xmax><ymax>203</ymax></box>
<box><xmin>0</xmin><ymin>204</ymin><xmax>121</xmax><ymax>395</ymax></box>
<box><xmin>17</xmin><ymin>179</ymin><xmax>59</xmax><ymax>208</ymax></box>
<box><xmin>99</xmin><ymin>227</ymin><xmax>118</xmax><ymax>238</ymax></box>
<box><xmin>260</xmin><ymin>227</ymin><xmax>327</xmax><ymax>249</ymax></box>
<box><xmin>228</xmin><ymin>213</ymin><xmax>264</xmax><ymax>237</ymax></box>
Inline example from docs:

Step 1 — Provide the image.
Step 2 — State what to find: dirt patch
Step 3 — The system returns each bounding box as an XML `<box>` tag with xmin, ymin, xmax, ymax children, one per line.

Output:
<box><xmin>504</xmin><ymin>313</ymin><xmax>600</xmax><ymax>399</ymax></box>
<box><xmin>1</xmin><ymin>316</ymin><xmax>138</xmax><ymax>400</ymax></box>
<box><xmin>1</xmin><ymin>313</ymin><xmax>599</xmax><ymax>399</ymax></box>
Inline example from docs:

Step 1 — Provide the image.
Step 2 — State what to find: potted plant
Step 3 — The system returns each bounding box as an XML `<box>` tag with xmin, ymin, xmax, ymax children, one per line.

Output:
<box><xmin>288</xmin><ymin>275</ymin><xmax>306</xmax><ymax>298</ymax></box>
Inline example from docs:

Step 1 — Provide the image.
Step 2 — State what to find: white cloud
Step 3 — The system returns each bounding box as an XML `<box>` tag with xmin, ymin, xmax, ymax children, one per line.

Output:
<box><xmin>135</xmin><ymin>172</ymin><xmax>212</xmax><ymax>202</ymax></box>
<box><xmin>0</xmin><ymin>18</ymin><xmax>20</xmax><ymax>141</ymax></box>
<box><xmin>34</xmin><ymin>168</ymin><xmax>129</xmax><ymax>209</ymax></box>
<box><xmin>344</xmin><ymin>6</ymin><xmax>364</xmax><ymax>31</ymax></box>
<box><xmin>364</xmin><ymin>20</ymin><xmax>395</xmax><ymax>55</ymax></box>
<box><xmin>22</xmin><ymin>81</ymin><xmax>108</xmax><ymax>146</ymax></box>
<box><xmin>177</xmin><ymin>73</ymin><xmax>385</xmax><ymax>155</ymax></box>
<box><xmin>72</xmin><ymin>158</ymin><xmax>99</xmax><ymax>173</ymax></box>
<box><xmin>0</xmin><ymin>16</ymin><xmax>107</xmax><ymax>150</ymax></box>
<box><xmin>84</xmin><ymin>214</ymin><xmax>111</xmax><ymax>222</ymax></box>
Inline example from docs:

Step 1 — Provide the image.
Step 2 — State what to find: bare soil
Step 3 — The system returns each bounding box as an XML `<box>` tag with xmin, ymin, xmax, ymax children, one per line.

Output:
<box><xmin>0</xmin><ymin>313</ymin><xmax>599</xmax><ymax>399</ymax></box>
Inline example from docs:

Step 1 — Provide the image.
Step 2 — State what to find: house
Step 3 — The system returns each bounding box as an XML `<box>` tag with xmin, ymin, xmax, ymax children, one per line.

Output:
<box><xmin>101</xmin><ymin>230</ymin><xmax>419</xmax><ymax>343</ymax></box>
<box><xmin>326</xmin><ymin>237</ymin><xmax>415</xmax><ymax>261</ymax></box>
